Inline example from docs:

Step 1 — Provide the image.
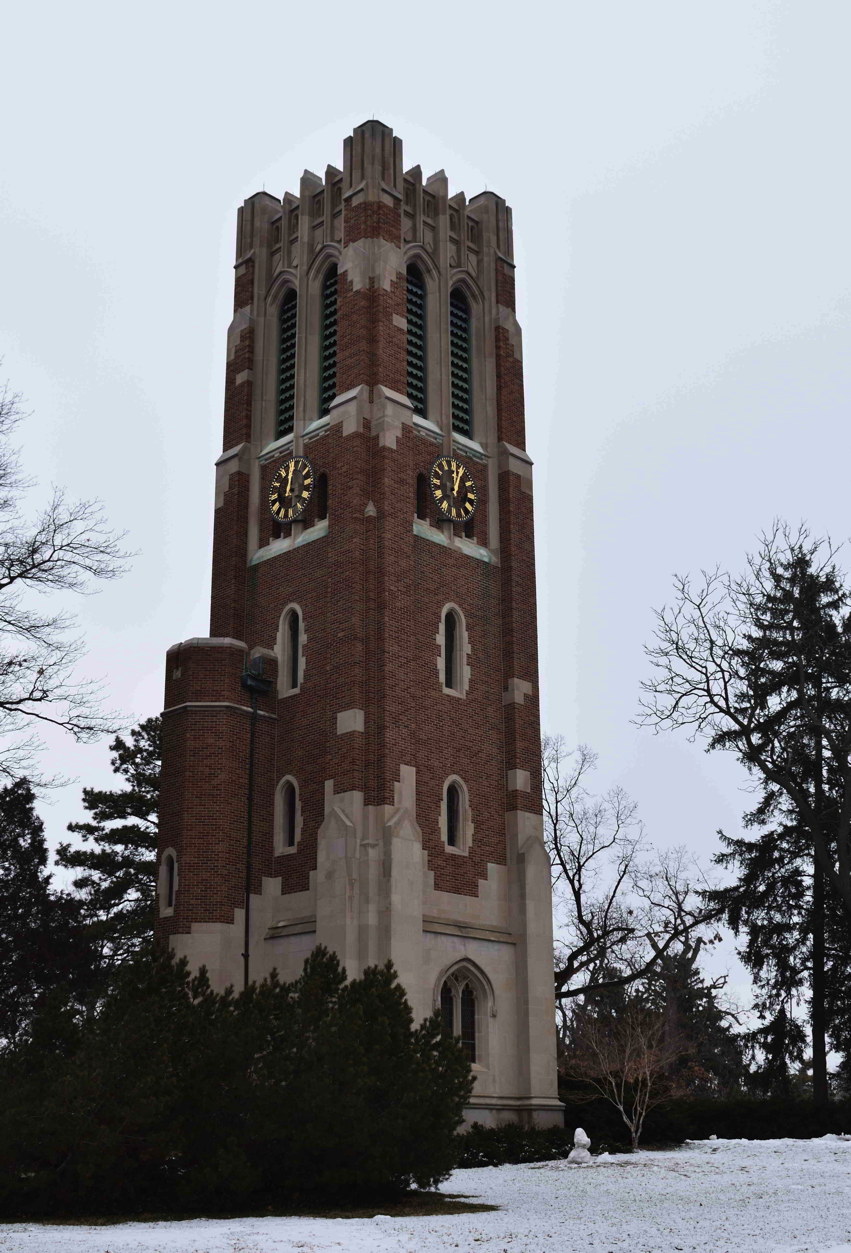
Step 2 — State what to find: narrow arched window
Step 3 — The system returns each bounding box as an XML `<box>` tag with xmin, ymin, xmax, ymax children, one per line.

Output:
<box><xmin>407</xmin><ymin>264</ymin><xmax>427</xmax><ymax>417</ymax></box>
<box><xmin>316</xmin><ymin>473</ymin><xmax>328</xmax><ymax>521</ymax></box>
<box><xmin>416</xmin><ymin>472</ymin><xmax>428</xmax><ymax>520</ymax></box>
<box><xmin>460</xmin><ymin>983</ymin><xmax>477</xmax><ymax>1063</ymax></box>
<box><xmin>277</xmin><ymin>289</ymin><xmax>297</xmax><ymax>437</ymax></box>
<box><xmin>165</xmin><ymin>853</ymin><xmax>176</xmax><ymax>909</ymax></box>
<box><xmin>447</xmin><ymin>782</ymin><xmax>461</xmax><ymax>848</ymax></box>
<box><xmin>445</xmin><ymin>610</ymin><xmax>458</xmax><ymax>690</ymax></box>
<box><xmin>287</xmin><ymin>610</ymin><xmax>300</xmax><ymax>691</ymax></box>
<box><xmin>440</xmin><ymin>980</ymin><xmax>455</xmax><ymax>1038</ymax></box>
<box><xmin>282</xmin><ymin>781</ymin><xmax>297</xmax><ymax>848</ymax></box>
<box><xmin>449</xmin><ymin>288</ymin><xmax>472</xmax><ymax>437</ymax></box>
<box><xmin>319</xmin><ymin>265</ymin><xmax>338</xmax><ymax>417</ymax></box>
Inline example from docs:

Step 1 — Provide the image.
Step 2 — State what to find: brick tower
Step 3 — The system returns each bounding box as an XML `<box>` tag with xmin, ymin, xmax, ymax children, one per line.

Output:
<box><xmin>156</xmin><ymin>121</ymin><xmax>561</xmax><ymax>1126</ymax></box>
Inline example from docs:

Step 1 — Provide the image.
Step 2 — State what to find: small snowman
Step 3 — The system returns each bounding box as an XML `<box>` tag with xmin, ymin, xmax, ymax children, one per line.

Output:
<box><xmin>567</xmin><ymin>1126</ymin><xmax>592</xmax><ymax>1164</ymax></box>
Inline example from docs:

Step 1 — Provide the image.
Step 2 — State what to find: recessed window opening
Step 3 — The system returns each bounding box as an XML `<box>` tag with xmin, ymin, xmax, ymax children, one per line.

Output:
<box><xmin>463</xmin><ymin>515</ymin><xmax>475</xmax><ymax>539</ymax></box>
<box><xmin>445</xmin><ymin>611</ymin><xmax>458</xmax><ymax>690</ymax></box>
<box><xmin>277</xmin><ymin>289</ymin><xmax>298</xmax><ymax>438</ymax></box>
<box><xmin>319</xmin><ymin>265</ymin><xmax>338</xmax><ymax>417</ymax></box>
<box><xmin>440</xmin><ymin>981</ymin><xmax>454</xmax><ymax>1038</ymax></box>
<box><xmin>316</xmin><ymin>473</ymin><xmax>328</xmax><ymax>521</ymax></box>
<box><xmin>440</xmin><ymin>972</ymin><xmax>479</xmax><ymax>1064</ymax></box>
<box><xmin>449</xmin><ymin>289</ymin><xmax>472</xmax><ymax>437</ymax></box>
<box><xmin>407</xmin><ymin>265</ymin><xmax>427</xmax><ymax>417</ymax></box>
<box><xmin>416</xmin><ymin>472</ymin><xmax>429</xmax><ymax>520</ymax></box>
<box><xmin>460</xmin><ymin>984</ymin><xmax>477</xmax><ymax>1062</ymax></box>
<box><xmin>447</xmin><ymin>782</ymin><xmax>461</xmax><ymax>848</ymax></box>
<box><xmin>165</xmin><ymin>853</ymin><xmax>176</xmax><ymax>909</ymax></box>
<box><xmin>287</xmin><ymin>610</ymin><xmax>300</xmax><ymax>691</ymax></box>
<box><xmin>283</xmin><ymin>781</ymin><xmax>297</xmax><ymax>848</ymax></box>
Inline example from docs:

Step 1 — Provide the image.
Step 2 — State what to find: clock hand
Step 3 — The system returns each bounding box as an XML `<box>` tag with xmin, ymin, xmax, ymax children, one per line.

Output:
<box><xmin>285</xmin><ymin>462</ymin><xmax>294</xmax><ymax>495</ymax></box>
<box><xmin>453</xmin><ymin>465</ymin><xmax>463</xmax><ymax>494</ymax></box>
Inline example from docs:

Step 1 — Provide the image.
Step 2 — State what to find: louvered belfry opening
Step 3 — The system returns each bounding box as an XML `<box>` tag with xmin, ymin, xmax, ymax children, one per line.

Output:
<box><xmin>406</xmin><ymin>264</ymin><xmax>427</xmax><ymax>416</ymax></box>
<box><xmin>276</xmin><ymin>289</ymin><xmax>298</xmax><ymax>438</ymax></box>
<box><xmin>449</xmin><ymin>288</ymin><xmax>472</xmax><ymax>436</ymax></box>
<box><xmin>319</xmin><ymin>265</ymin><xmax>338</xmax><ymax>417</ymax></box>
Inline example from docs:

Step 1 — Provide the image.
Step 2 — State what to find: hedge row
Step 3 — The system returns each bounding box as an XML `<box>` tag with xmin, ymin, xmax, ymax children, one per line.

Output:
<box><xmin>456</xmin><ymin>1097</ymin><xmax>851</xmax><ymax>1167</ymax></box>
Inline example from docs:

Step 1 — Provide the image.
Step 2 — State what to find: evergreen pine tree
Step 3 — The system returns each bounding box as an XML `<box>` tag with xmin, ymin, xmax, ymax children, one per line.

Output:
<box><xmin>57</xmin><ymin>717</ymin><xmax>160</xmax><ymax>977</ymax></box>
<box><xmin>0</xmin><ymin>779</ymin><xmax>88</xmax><ymax>1044</ymax></box>
<box><xmin>706</xmin><ymin>534</ymin><xmax>851</xmax><ymax>1103</ymax></box>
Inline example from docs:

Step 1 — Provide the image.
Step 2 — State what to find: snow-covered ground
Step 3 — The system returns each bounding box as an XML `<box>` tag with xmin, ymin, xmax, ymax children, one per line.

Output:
<box><xmin>1</xmin><ymin>1136</ymin><xmax>850</xmax><ymax>1253</ymax></box>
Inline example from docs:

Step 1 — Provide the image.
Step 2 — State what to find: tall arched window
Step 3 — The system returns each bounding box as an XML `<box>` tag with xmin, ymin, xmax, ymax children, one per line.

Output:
<box><xmin>282</xmin><ymin>780</ymin><xmax>297</xmax><ymax>848</ymax></box>
<box><xmin>319</xmin><ymin>265</ymin><xmax>338</xmax><ymax>417</ymax></box>
<box><xmin>446</xmin><ymin>781</ymin><xmax>462</xmax><ymax>848</ymax></box>
<box><xmin>277</xmin><ymin>288</ymin><xmax>297</xmax><ymax>437</ymax></box>
<box><xmin>165</xmin><ymin>853</ymin><xmax>176</xmax><ymax>909</ymax></box>
<box><xmin>444</xmin><ymin>610</ymin><xmax>458</xmax><ymax>690</ymax></box>
<box><xmin>287</xmin><ymin>609</ymin><xmax>300</xmax><ymax>691</ymax></box>
<box><xmin>439</xmin><ymin>970</ymin><xmax>479</xmax><ymax>1064</ymax></box>
<box><xmin>274</xmin><ymin>776</ymin><xmax>301</xmax><ymax>854</ymax></box>
<box><xmin>449</xmin><ymin>288</ymin><xmax>472</xmax><ymax>437</ymax></box>
<box><xmin>316</xmin><ymin>472</ymin><xmax>329</xmax><ymax>521</ymax></box>
<box><xmin>439</xmin><ymin>604</ymin><xmax>468</xmax><ymax>696</ymax></box>
<box><xmin>158</xmin><ymin>848</ymin><xmax>178</xmax><ymax>916</ymax></box>
<box><xmin>407</xmin><ymin>264</ymin><xmax>427</xmax><ymax>417</ymax></box>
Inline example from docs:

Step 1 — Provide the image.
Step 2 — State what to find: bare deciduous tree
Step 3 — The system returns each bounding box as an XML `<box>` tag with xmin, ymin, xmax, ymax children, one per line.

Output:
<box><xmin>543</xmin><ymin>736</ymin><xmax>720</xmax><ymax>1003</ymax></box>
<box><xmin>0</xmin><ymin>377</ymin><xmax>129</xmax><ymax>784</ymax></box>
<box><xmin>562</xmin><ymin>1001</ymin><xmax>688</xmax><ymax>1149</ymax></box>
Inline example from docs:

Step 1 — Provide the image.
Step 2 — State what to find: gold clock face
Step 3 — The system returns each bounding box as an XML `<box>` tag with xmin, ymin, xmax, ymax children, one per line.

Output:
<box><xmin>269</xmin><ymin>456</ymin><xmax>314</xmax><ymax>522</ymax></box>
<box><xmin>429</xmin><ymin>456</ymin><xmax>477</xmax><ymax>523</ymax></box>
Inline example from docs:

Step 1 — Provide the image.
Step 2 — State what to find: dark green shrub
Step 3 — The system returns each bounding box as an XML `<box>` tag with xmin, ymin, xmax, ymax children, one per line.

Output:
<box><xmin>0</xmin><ymin>945</ymin><xmax>472</xmax><ymax>1217</ymax></box>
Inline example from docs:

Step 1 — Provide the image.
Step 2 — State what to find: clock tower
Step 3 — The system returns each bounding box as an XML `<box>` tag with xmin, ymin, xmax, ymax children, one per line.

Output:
<box><xmin>157</xmin><ymin>121</ymin><xmax>561</xmax><ymax>1127</ymax></box>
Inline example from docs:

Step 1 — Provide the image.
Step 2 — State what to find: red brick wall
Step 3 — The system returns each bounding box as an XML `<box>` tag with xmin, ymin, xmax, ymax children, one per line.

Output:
<box><xmin>160</xmin><ymin>162</ymin><xmax>542</xmax><ymax>938</ymax></box>
<box><xmin>158</xmin><ymin>641</ymin><xmax>278</xmax><ymax>938</ymax></box>
<box><xmin>210</xmin><ymin>470</ymin><xmax>249</xmax><ymax>640</ymax></box>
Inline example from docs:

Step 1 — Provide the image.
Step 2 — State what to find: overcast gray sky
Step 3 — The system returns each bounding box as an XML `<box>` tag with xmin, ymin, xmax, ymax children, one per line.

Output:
<box><xmin>1</xmin><ymin>1</ymin><xmax>849</xmax><ymax>1000</ymax></box>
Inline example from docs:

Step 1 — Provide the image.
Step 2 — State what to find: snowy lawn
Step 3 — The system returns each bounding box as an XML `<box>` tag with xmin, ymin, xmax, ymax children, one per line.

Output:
<box><xmin>0</xmin><ymin>1136</ymin><xmax>850</xmax><ymax>1253</ymax></box>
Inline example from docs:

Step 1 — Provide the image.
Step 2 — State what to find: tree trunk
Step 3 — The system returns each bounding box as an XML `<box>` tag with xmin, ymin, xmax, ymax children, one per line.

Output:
<box><xmin>811</xmin><ymin>853</ymin><xmax>829</xmax><ymax>1105</ymax></box>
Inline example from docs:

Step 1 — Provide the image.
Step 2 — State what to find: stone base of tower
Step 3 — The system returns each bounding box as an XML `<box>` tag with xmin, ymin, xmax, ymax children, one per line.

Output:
<box><xmin>159</xmin><ymin>751</ymin><xmax>562</xmax><ymax>1128</ymax></box>
<box><xmin>463</xmin><ymin>1097</ymin><xmax>564</xmax><ymax>1129</ymax></box>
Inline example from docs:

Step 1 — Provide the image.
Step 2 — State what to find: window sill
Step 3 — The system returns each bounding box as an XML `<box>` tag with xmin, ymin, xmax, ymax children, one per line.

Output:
<box><xmin>251</xmin><ymin>518</ymin><xmax>329</xmax><ymax>566</ymax></box>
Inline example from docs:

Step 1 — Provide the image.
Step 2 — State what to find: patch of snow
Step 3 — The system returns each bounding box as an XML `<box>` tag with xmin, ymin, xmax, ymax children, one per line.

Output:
<box><xmin>0</xmin><ymin>1137</ymin><xmax>850</xmax><ymax>1252</ymax></box>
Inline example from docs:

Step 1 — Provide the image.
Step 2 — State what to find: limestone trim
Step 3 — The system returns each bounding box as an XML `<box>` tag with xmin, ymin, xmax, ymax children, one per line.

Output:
<box><xmin>328</xmin><ymin>384</ymin><xmax>369</xmax><ymax>437</ymax></box>
<box><xmin>277</xmin><ymin>603</ymin><xmax>306</xmax><ymax>696</ymax></box>
<box><xmin>265</xmin><ymin>918</ymin><xmax>316</xmax><ymax>938</ymax></box>
<box><xmin>339</xmin><ymin>237</ymin><xmax>404</xmax><ymax>292</ymax></box>
<box><xmin>436</xmin><ymin>603</ymin><xmax>471</xmax><ymax>697</ymax></box>
<box><xmin>439</xmin><ymin>775</ymin><xmax>473</xmax><ymax>854</ymax></box>
<box><xmin>167</xmin><ymin>636</ymin><xmax>248</xmax><ymax>655</ymax></box>
<box><xmin>158</xmin><ymin>847</ymin><xmax>178</xmax><ymax>918</ymax></box>
<box><xmin>507</xmin><ymin>769</ymin><xmax>531</xmax><ymax>793</ymax></box>
<box><xmin>337</xmin><ymin>708</ymin><xmax>365</xmax><ymax>734</ymax></box>
<box><xmin>249</xmin><ymin>518</ymin><xmax>328</xmax><ymax>566</ymax></box>
<box><xmin>413</xmin><ymin>519</ymin><xmax>496</xmax><ymax>565</ymax></box>
<box><xmin>497</xmin><ymin>441</ymin><xmax>534</xmax><ymax>483</ymax></box>
<box><xmin>273</xmin><ymin>775</ymin><xmax>303</xmax><ymax>855</ymax></box>
<box><xmin>214</xmin><ymin>443</ymin><xmax>252</xmax><ymax>508</ymax></box>
<box><xmin>372</xmin><ymin>384</ymin><xmax>414</xmax><ymax>450</ymax></box>
<box><xmin>422</xmin><ymin>918</ymin><xmax>517</xmax><ymax>944</ymax></box>
<box><xmin>502</xmin><ymin>677</ymin><xmax>533</xmax><ymax>705</ymax></box>
<box><xmin>162</xmin><ymin>701</ymin><xmax>276</xmax><ymax>720</ymax></box>
<box><xmin>258</xmin><ymin>431</ymin><xmax>295</xmax><ymax>464</ymax></box>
